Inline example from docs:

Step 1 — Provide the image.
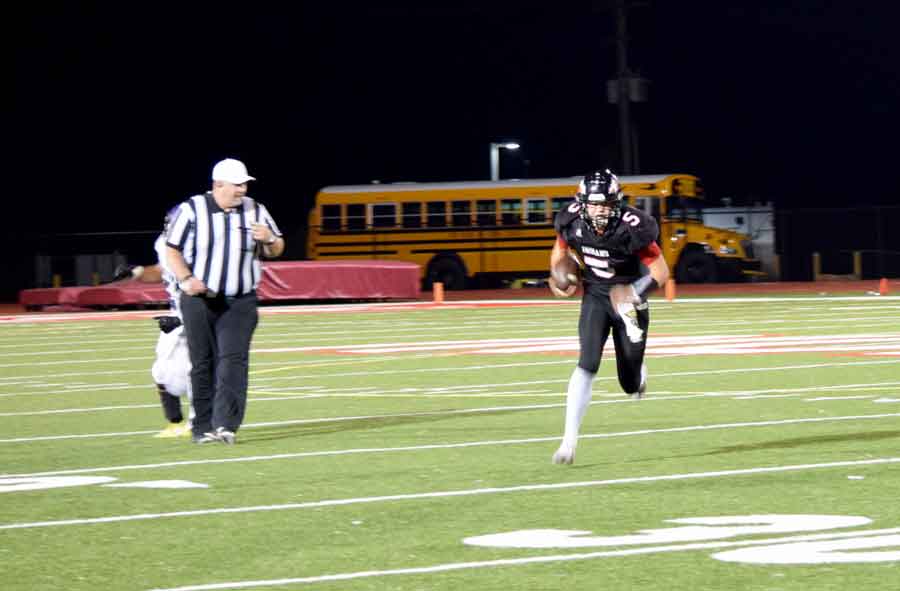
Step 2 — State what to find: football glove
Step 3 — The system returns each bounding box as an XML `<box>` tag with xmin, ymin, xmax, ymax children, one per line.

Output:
<box><xmin>153</xmin><ymin>316</ymin><xmax>182</xmax><ymax>334</ymax></box>
<box><xmin>112</xmin><ymin>264</ymin><xmax>138</xmax><ymax>282</ymax></box>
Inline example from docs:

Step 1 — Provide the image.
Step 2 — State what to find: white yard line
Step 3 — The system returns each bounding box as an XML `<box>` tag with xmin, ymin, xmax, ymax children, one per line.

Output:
<box><xmin>0</xmin><ymin>314</ymin><xmax>900</xmax><ymax>354</ymax></box>
<box><xmin>146</xmin><ymin>526</ymin><xmax>900</xmax><ymax>590</ymax></box>
<box><xmin>0</xmin><ymin>355</ymin><xmax>433</xmax><ymax>385</ymax></box>
<box><xmin>227</xmin><ymin>358</ymin><xmax>900</xmax><ymax>384</ymax></box>
<box><xmin>0</xmin><ymin>345</ymin><xmax>151</xmax><ymax>358</ymax></box>
<box><xmin>13</xmin><ymin>329</ymin><xmax>899</xmax><ymax>360</ymax></box>
<box><xmin>1</xmin><ymin>295</ymin><xmax>898</xmax><ymax>324</ymax></box>
<box><xmin>2</xmin><ymin>456</ymin><xmax>899</xmax><ymax>532</ymax></box>
<box><xmin>4</xmin><ymin>379</ymin><xmax>899</xmax><ymax>419</ymax></box>
<box><xmin>4</xmin><ymin>314</ymin><xmax>899</xmax><ymax>353</ymax></box>
<box><xmin>1</xmin><ymin>358</ymin><xmax>897</xmax><ymax>395</ymax></box>
<box><xmin>0</xmin><ymin>355</ymin><xmax>154</xmax><ymax>369</ymax></box>
<box><xmin>0</xmin><ymin>389</ymin><xmax>560</xmax><ymax>417</ymax></box>
<box><xmin>0</xmin><ymin>301</ymin><xmax>563</xmax><ymax>325</ymax></box>
<box><xmin>4</xmin><ymin>412</ymin><xmax>899</xmax><ymax>475</ymax></box>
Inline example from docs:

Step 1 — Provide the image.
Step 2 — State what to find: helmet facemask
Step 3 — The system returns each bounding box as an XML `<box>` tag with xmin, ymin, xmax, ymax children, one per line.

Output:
<box><xmin>576</xmin><ymin>169</ymin><xmax>623</xmax><ymax>236</ymax></box>
<box><xmin>585</xmin><ymin>202</ymin><xmax>618</xmax><ymax>234</ymax></box>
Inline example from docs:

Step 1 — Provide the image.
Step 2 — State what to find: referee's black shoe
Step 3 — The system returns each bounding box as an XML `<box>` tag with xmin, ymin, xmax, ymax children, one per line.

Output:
<box><xmin>213</xmin><ymin>427</ymin><xmax>236</xmax><ymax>445</ymax></box>
<box><xmin>192</xmin><ymin>433</ymin><xmax>219</xmax><ymax>444</ymax></box>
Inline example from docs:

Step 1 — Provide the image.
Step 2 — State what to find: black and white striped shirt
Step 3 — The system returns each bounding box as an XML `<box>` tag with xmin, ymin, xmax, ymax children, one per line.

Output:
<box><xmin>166</xmin><ymin>192</ymin><xmax>281</xmax><ymax>297</ymax></box>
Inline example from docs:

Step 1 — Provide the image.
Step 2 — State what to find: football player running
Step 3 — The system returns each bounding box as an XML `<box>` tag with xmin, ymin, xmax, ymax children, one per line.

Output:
<box><xmin>117</xmin><ymin>207</ymin><xmax>194</xmax><ymax>438</ymax></box>
<box><xmin>549</xmin><ymin>169</ymin><xmax>669</xmax><ymax>465</ymax></box>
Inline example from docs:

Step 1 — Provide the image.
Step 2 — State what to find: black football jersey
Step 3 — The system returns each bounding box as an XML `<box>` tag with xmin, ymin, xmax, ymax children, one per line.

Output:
<box><xmin>554</xmin><ymin>200</ymin><xmax>659</xmax><ymax>295</ymax></box>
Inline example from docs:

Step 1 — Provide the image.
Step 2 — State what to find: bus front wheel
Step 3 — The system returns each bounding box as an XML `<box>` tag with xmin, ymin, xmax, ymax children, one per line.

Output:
<box><xmin>675</xmin><ymin>249</ymin><xmax>718</xmax><ymax>284</ymax></box>
<box><xmin>426</xmin><ymin>256</ymin><xmax>468</xmax><ymax>290</ymax></box>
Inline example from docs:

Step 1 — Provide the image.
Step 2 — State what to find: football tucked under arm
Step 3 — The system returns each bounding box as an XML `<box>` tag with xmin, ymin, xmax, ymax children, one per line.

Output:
<box><xmin>549</xmin><ymin>236</ymin><xmax>580</xmax><ymax>297</ymax></box>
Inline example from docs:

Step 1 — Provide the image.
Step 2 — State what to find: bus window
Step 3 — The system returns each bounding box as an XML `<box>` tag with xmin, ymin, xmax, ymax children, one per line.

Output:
<box><xmin>632</xmin><ymin>196</ymin><xmax>661</xmax><ymax>221</ymax></box>
<box><xmin>402</xmin><ymin>202</ymin><xmax>422</xmax><ymax>228</ymax></box>
<box><xmin>427</xmin><ymin>201</ymin><xmax>447</xmax><ymax>228</ymax></box>
<box><xmin>667</xmin><ymin>196</ymin><xmax>703</xmax><ymax>222</ymax></box>
<box><xmin>476</xmin><ymin>200</ymin><xmax>497</xmax><ymax>226</ymax></box>
<box><xmin>501</xmin><ymin>199</ymin><xmax>522</xmax><ymax>225</ymax></box>
<box><xmin>322</xmin><ymin>204</ymin><xmax>341</xmax><ymax>232</ymax></box>
<box><xmin>526</xmin><ymin>198</ymin><xmax>547</xmax><ymax>223</ymax></box>
<box><xmin>452</xmin><ymin>200</ymin><xmax>471</xmax><ymax>227</ymax></box>
<box><xmin>371</xmin><ymin>203</ymin><xmax>397</xmax><ymax>228</ymax></box>
<box><xmin>347</xmin><ymin>203</ymin><xmax>366</xmax><ymax>231</ymax></box>
<box><xmin>551</xmin><ymin>197</ymin><xmax>571</xmax><ymax>222</ymax></box>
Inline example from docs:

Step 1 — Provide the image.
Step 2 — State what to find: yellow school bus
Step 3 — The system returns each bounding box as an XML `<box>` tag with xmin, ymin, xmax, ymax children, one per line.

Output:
<box><xmin>307</xmin><ymin>173</ymin><xmax>761</xmax><ymax>288</ymax></box>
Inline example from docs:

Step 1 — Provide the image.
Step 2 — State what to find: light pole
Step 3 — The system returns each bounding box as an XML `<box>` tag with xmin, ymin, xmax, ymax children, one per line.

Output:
<box><xmin>489</xmin><ymin>142</ymin><xmax>520</xmax><ymax>181</ymax></box>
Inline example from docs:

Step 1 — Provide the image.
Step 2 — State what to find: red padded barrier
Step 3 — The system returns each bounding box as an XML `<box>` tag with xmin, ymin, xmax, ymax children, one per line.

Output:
<box><xmin>18</xmin><ymin>288</ymin><xmax>69</xmax><ymax>307</ymax></box>
<box><xmin>257</xmin><ymin>261</ymin><xmax>420</xmax><ymax>300</ymax></box>
<box><xmin>76</xmin><ymin>283</ymin><xmax>168</xmax><ymax>307</ymax></box>
<box><xmin>19</xmin><ymin>260</ymin><xmax>420</xmax><ymax>308</ymax></box>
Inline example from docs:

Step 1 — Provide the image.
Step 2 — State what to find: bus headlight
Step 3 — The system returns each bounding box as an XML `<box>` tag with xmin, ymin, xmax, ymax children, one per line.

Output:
<box><xmin>718</xmin><ymin>239</ymin><xmax>737</xmax><ymax>255</ymax></box>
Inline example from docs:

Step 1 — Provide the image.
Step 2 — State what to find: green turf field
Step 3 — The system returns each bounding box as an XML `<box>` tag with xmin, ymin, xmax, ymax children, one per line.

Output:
<box><xmin>1</xmin><ymin>295</ymin><xmax>899</xmax><ymax>590</ymax></box>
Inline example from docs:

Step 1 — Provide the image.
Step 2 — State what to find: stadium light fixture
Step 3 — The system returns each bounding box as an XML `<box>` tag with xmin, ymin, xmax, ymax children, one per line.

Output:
<box><xmin>489</xmin><ymin>141</ymin><xmax>521</xmax><ymax>181</ymax></box>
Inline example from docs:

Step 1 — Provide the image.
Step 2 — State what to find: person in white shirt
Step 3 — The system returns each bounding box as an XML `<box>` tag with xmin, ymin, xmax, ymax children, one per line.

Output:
<box><xmin>118</xmin><ymin>206</ymin><xmax>194</xmax><ymax>437</ymax></box>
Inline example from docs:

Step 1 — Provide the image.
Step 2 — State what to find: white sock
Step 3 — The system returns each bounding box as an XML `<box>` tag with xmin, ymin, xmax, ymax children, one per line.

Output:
<box><xmin>561</xmin><ymin>366</ymin><xmax>596</xmax><ymax>449</ymax></box>
<box><xmin>186</xmin><ymin>384</ymin><xmax>196</xmax><ymax>422</ymax></box>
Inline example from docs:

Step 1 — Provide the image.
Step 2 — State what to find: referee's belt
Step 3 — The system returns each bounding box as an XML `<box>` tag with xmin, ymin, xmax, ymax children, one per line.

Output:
<box><xmin>200</xmin><ymin>289</ymin><xmax>256</xmax><ymax>301</ymax></box>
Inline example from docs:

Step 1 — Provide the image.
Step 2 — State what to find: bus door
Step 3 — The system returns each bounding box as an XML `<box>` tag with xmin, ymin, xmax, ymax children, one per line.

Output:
<box><xmin>662</xmin><ymin>196</ymin><xmax>699</xmax><ymax>268</ymax></box>
<box><xmin>369</xmin><ymin>202</ymin><xmax>398</xmax><ymax>259</ymax></box>
<box><xmin>475</xmin><ymin>199</ymin><xmax>499</xmax><ymax>274</ymax></box>
<box><xmin>631</xmin><ymin>196</ymin><xmax>663</xmax><ymax>246</ymax></box>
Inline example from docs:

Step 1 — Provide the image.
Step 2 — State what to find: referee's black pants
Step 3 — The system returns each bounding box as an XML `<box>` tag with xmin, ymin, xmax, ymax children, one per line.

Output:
<box><xmin>180</xmin><ymin>291</ymin><xmax>259</xmax><ymax>436</ymax></box>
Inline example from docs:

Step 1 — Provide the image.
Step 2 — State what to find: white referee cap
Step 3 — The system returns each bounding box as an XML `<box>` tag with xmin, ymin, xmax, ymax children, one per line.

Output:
<box><xmin>212</xmin><ymin>158</ymin><xmax>256</xmax><ymax>184</ymax></box>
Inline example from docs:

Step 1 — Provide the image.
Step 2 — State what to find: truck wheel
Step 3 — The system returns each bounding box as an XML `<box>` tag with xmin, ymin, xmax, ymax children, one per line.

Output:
<box><xmin>675</xmin><ymin>249</ymin><xmax>718</xmax><ymax>283</ymax></box>
<box><xmin>426</xmin><ymin>257</ymin><xmax>467</xmax><ymax>290</ymax></box>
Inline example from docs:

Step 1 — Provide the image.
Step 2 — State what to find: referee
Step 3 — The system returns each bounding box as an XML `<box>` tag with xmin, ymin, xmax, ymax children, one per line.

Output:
<box><xmin>166</xmin><ymin>158</ymin><xmax>284</xmax><ymax>444</ymax></box>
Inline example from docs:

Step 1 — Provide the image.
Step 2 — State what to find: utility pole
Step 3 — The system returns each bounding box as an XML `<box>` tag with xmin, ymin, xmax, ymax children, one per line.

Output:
<box><xmin>615</xmin><ymin>1</ymin><xmax>633</xmax><ymax>175</ymax></box>
<box><xmin>604</xmin><ymin>1</ymin><xmax>649</xmax><ymax>175</ymax></box>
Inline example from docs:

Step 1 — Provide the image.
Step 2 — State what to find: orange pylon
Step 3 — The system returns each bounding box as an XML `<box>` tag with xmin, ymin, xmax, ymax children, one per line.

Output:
<box><xmin>665</xmin><ymin>278</ymin><xmax>676</xmax><ymax>301</ymax></box>
<box><xmin>433</xmin><ymin>281</ymin><xmax>445</xmax><ymax>304</ymax></box>
<box><xmin>879</xmin><ymin>277</ymin><xmax>889</xmax><ymax>296</ymax></box>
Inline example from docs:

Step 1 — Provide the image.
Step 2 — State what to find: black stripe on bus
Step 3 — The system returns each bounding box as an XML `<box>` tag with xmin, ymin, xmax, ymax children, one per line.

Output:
<box><xmin>316</xmin><ymin>224</ymin><xmax>554</xmax><ymax>237</ymax></box>
<box><xmin>316</xmin><ymin>250</ymin><xmax>399</xmax><ymax>256</ymax></box>
<box><xmin>409</xmin><ymin>246</ymin><xmax>549</xmax><ymax>254</ymax></box>
<box><xmin>316</xmin><ymin>246</ymin><xmax>548</xmax><ymax>256</ymax></box>
<box><xmin>314</xmin><ymin>235</ymin><xmax>554</xmax><ymax>248</ymax></box>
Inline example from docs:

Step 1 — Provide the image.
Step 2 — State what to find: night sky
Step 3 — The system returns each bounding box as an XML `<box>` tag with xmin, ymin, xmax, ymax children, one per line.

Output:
<box><xmin>10</xmin><ymin>2</ymin><xmax>900</xmax><ymax>243</ymax></box>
